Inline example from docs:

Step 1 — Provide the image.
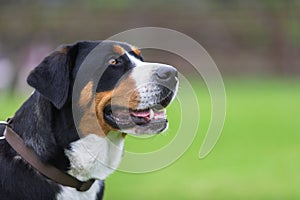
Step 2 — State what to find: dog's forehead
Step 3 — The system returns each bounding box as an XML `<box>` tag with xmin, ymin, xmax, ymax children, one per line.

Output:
<box><xmin>111</xmin><ymin>42</ymin><xmax>140</xmax><ymax>56</ymax></box>
<box><xmin>93</xmin><ymin>41</ymin><xmax>139</xmax><ymax>56</ymax></box>
<box><xmin>71</xmin><ymin>41</ymin><xmax>141</xmax><ymax>76</ymax></box>
<box><xmin>73</xmin><ymin>41</ymin><xmax>139</xmax><ymax>57</ymax></box>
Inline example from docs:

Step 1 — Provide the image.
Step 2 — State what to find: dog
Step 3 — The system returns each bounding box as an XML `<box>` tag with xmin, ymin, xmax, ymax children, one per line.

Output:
<box><xmin>0</xmin><ymin>41</ymin><xmax>178</xmax><ymax>200</ymax></box>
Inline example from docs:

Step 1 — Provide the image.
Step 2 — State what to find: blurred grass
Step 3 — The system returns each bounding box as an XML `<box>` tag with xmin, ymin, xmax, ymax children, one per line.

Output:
<box><xmin>0</xmin><ymin>93</ymin><xmax>27</xmax><ymax>120</ymax></box>
<box><xmin>0</xmin><ymin>78</ymin><xmax>299</xmax><ymax>199</ymax></box>
<box><xmin>105</xmin><ymin>78</ymin><xmax>300</xmax><ymax>200</ymax></box>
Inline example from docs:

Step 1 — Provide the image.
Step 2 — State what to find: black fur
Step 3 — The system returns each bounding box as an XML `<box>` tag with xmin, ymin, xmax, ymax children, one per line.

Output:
<box><xmin>27</xmin><ymin>51</ymin><xmax>70</xmax><ymax>109</ymax></box>
<box><xmin>0</xmin><ymin>41</ymin><xmax>139</xmax><ymax>200</ymax></box>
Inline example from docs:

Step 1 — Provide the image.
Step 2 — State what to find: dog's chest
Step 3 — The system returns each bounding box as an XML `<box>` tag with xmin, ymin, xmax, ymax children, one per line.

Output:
<box><xmin>57</xmin><ymin>132</ymin><xmax>124</xmax><ymax>200</ymax></box>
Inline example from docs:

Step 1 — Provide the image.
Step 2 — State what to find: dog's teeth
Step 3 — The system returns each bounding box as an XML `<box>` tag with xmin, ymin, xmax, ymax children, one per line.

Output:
<box><xmin>150</xmin><ymin>109</ymin><xmax>155</xmax><ymax>119</ymax></box>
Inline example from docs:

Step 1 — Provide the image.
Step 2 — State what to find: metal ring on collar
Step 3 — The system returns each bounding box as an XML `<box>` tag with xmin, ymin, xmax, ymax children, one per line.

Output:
<box><xmin>0</xmin><ymin>121</ymin><xmax>9</xmax><ymax>126</ymax></box>
<box><xmin>0</xmin><ymin>121</ymin><xmax>9</xmax><ymax>140</ymax></box>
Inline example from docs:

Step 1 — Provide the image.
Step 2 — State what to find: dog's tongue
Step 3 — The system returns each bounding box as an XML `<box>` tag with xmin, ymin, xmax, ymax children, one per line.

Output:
<box><xmin>130</xmin><ymin>109</ymin><xmax>150</xmax><ymax>117</ymax></box>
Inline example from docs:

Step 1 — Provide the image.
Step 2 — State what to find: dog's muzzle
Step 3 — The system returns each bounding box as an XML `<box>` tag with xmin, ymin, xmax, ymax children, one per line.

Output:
<box><xmin>104</xmin><ymin>63</ymin><xmax>179</xmax><ymax>135</ymax></box>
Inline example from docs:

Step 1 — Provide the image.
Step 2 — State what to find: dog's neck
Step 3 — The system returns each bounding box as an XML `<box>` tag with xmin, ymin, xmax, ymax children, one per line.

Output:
<box><xmin>10</xmin><ymin>92</ymin><xmax>70</xmax><ymax>169</ymax></box>
<box><xmin>10</xmin><ymin>92</ymin><xmax>123</xmax><ymax>181</ymax></box>
<box><xmin>66</xmin><ymin>132</ymin><xmax>124</xmax><ymax>181</ymax></box>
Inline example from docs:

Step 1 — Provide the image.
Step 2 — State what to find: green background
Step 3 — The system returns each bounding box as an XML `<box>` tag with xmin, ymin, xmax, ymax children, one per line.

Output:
<box><xmin>1</xmin><ymin>78</ymin><xmax>299</xmax><ymax>199</ymax></box>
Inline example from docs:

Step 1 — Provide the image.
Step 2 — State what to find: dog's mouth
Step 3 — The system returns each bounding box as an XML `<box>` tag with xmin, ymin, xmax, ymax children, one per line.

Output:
<box><xmin>103</xmin><ymin>90</ymin><xmax>174</xmax><ymax>134</ymax></box>
<box><xmin>104</xmin><ymin>106</ymin><xmax>167</xmax><ymax>128</ymax></box>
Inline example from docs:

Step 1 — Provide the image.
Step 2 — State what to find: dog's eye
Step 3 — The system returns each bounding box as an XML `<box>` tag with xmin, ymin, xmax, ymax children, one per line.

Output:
<box><xmin>108</xmin><ymin>58</ymin><xmax>118</xmax><ymax>65</ymax></box>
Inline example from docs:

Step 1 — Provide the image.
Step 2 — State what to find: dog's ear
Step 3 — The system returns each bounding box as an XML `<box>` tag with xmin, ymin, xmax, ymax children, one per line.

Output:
<box><xmin>27</xmin><ymin>44</ymin><xmax>79</xmax><ymax>109</ymax></box>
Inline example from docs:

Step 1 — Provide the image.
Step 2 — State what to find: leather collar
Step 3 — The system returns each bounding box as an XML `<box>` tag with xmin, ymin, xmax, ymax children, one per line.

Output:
<box><xmin>1</xmin><ymin>121</ymin><xmax>95</xmax><ymax>192</ymax></box>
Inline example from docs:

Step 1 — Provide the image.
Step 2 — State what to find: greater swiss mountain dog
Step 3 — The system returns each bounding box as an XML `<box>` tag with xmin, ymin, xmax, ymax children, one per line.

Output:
<box><xmin>0</xmin><ymin>41</ymin><xmax>178</xmax><ymax>200</ymax></box>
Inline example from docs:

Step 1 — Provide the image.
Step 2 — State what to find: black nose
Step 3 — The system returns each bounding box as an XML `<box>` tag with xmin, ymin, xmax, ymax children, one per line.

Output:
<box><xmin>154</xmin><ymin>65</ymin><xmax>178</xmax><ymax>88</ymax></box>
<box><xmin>155</xmin><ymin>66</ymin><xmax>178</xmax><ymax>81</ymax></box>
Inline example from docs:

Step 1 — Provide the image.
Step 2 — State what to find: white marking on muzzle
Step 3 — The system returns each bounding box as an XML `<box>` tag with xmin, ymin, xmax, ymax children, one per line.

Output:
<box><xmin>126</xmin><ymin>53</ymin><xmax>177</xmax><ymax>110</ymax></box>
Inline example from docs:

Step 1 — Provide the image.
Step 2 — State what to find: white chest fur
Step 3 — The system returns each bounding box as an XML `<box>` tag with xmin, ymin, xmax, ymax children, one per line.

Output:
<box><xmin>56</xmin><ymin>132</ymin><xmax>124</xmax><ymax>200</ymax></box>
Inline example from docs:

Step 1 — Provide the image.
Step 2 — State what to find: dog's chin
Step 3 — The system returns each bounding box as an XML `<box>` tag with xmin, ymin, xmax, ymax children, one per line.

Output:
<box><xmin>103</xmin><ymin>105</ymin><xmax>169</xmax><ymax>135</ymax></box>
<box><xmin>122</xmin><ymin>119</ymin><xmax>168</xmax><ymax>135</ymax></box>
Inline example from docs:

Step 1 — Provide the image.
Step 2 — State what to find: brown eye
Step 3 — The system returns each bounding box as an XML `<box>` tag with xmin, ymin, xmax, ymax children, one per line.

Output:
<box><xmin>108</xmin><ymin>58</ymin><xmax>118</xmax><ymax>65</ymax></box>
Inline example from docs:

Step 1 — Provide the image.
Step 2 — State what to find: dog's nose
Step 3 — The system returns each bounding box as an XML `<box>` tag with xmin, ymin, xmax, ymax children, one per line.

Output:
<box><xmin>155</xmin><ymin>65</ymin><xmax>178</xmax><ymax>82</ymax></box>
<box><xmin>154</xmin><ymin>65</ymin><xmax>178</xmax><ymax>89</ymax></box>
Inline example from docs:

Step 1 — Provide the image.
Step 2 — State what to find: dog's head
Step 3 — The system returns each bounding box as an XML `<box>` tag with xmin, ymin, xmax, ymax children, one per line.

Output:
<box><xmin>27</xmin><ymin>41</ymin><xmax>178</xmax><ymax>137</ymax></box>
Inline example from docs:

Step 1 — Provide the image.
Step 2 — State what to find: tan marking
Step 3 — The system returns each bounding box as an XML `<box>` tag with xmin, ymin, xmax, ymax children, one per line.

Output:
<box><xmin>92</xmin><ymin>75</ymin><xmax>141</xmax><ymax>135</ymax></box>
<box><xmin>95</xmin><ymin>91</ymin><xmax>116</xmax><ymax>135</ymax></box>
<box><xmin>79</xmin><ymin>81</ymin><xmax>93</xmax><ymax>107</ymax></box>
<box><xmin>131</xmin><ymin>46</ymin><xmax>141</xmax><ymax>56</ymax></box>
<box><xmin>79</xmin><ymin>81</ymin><xmax>110</xmax><ymax>137</ymax></box>
<box><xmin>110</xmin><ymin>76</ymin><xmax>140</xmax><ymax>109</ymax></box>
<box><xmin>57</xmin><ymin>45</ymin><xmax>70</xmax><ymax>54</ymax></box>
<box><xmin>113</xmin><ymin>45</ymin><xmax>125</xmax><ymax>55</ymax></box>
<box><xmin>80</xmin><ymin>79</ymin><xmax>140</xmax><ymax>137</ymax></box>
<box><xmin>79</xmin><ymin>101</ymin><xmax>106</xmax><ymax>137</ymax></box>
